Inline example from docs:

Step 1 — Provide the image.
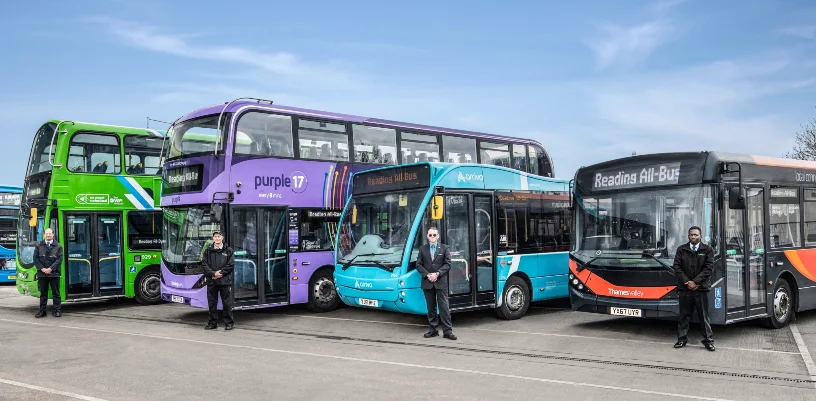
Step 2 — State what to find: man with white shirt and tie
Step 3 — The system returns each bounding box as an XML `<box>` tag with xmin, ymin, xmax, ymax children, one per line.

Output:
<box><xmin>672</xmin><ymin>226</ymin><xmax>715</xmax><ymax>351</ymax></box>
<box><xmin>416</xmin><ymin>227</ymin><xmax>456</xmax><ymax>340</ymax></box>
<box><xmin>34</xmin><ymin>228</ymin><xmax>63</xmax><ymax>318</ymax></box>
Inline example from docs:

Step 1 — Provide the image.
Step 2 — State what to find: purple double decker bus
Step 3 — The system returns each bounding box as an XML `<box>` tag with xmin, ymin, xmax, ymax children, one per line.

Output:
<box><xmin>160</xmin><ymin>97</ymin><xmax>555</xmax><ymax>312</ymax></box>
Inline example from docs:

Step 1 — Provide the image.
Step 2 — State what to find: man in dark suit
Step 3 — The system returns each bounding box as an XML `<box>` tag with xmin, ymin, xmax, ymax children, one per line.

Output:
<box><xmin>34</xmin><ymin>228</ymin><xmax>63</xmax><ymax>318</ymax></box>
<box><xmin>672</xmin><ymin>226</ymin><xmax>715</xmax><ymax>351</ymax></box>
<box><xmin>416</xmin><ymin>227</ymin><xmax>456</xmax><ymax>340</ymax></box>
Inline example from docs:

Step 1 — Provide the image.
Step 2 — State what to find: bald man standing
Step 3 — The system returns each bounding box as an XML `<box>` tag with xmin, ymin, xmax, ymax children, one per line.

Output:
<box><xmin>34</xmin><ymin>228</ymin><xmax>63</xmax><ymax>318</ymax></box>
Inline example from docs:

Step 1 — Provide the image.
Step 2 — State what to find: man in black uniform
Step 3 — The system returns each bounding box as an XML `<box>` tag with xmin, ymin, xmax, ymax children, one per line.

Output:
<box><xmin>672</xmin><ymin>226</ymin><xmax>715</xmax><ymax>351</ymax></box>
<box><xmin>416</xmin><ymin>227</ymin><xmax>456</xmax><ymax>340</ymax></box>
<box><xmin>34</xmin><ymin>228</ymin><xmax>63</xmax><ymax>318</ymax></box>
<box><xmin>203</xmin><ymin>231</ymin><xmax>235</xmax><ymax>331</ymax></box>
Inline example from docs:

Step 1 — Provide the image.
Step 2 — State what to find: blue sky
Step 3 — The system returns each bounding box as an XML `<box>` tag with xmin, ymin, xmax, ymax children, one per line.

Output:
<box><xmin>2</xmin><ymin>0</ymin><xmax>815</xmax><ymax>183</ymax></box>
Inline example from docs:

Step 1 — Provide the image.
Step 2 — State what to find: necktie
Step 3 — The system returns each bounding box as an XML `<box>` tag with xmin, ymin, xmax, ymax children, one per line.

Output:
<box><xmin>431</xmin><ymin>245</ymin><xmax>436</xmax><ymax>256</ymax></box>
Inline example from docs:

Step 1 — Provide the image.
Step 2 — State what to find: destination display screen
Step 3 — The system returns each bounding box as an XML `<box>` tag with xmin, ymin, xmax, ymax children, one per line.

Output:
<box><xmin>0</xmin><ymin>192</ymin><xmax>21</xmax><ymax>206</ymax></box>
<box><xmin>352</xmin><ymin>165</ymin><xmax>431</xmax><ymax>195</ymax></box>
<box><xmin>591</xmin><ymin>162</ymin><xmax>681</xmax><ymax>191</ymax></box>
<box><xmin>162</xmin><ymin>165</ymin><xmax>204</xmax><ymax>195</ymax></box>
<box><xmin>129</xmin><ymin>235</ymin><xmax>162</xmax><ymax>250</ymax></box>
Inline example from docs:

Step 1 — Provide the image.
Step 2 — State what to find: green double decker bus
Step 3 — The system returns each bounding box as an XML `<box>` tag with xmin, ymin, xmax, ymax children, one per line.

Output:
<box><xmin>16</xmin><ymin>120</ymin><xmax>166</xmax><ymax>304</ymax></box>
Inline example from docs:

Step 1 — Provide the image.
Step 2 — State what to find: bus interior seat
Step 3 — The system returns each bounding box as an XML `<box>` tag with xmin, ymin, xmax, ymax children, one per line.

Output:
<box><xmin>418</xmin><ymin>153</ymin><xmax>428</xmax><ymax>162</ymax></box>
<box><xmin>382</xmin><ymin>153</ymin><xmax>392</xmax><ymax>164</ymax></box>
<box><xmin>406</xmin><ymin>154</ymin><xmax>416</xmax><ymax>163</ymax></box>
<box><xmin>320</xmin><ymin>144</ymin><xmax>332</xmax><ymax>158</ymax></box>
<box><xmin>458</xmin><ymin>154</ymin><xmax>468</xmax><ymax>163</ymax></box>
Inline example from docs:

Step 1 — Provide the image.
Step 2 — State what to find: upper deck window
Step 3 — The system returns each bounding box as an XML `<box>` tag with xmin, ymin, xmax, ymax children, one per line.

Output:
<box><xmin>167</xmin><ymin>115</ymin><xmax>225</xmax><ymax>160</ymax></box>
<box><xmin>479</xmin><ymin>141</ymin><xmax>511</xmax><ymax>168</ymax></box>
<box><xmin>527</xmin><ymin>146</ymin><xmax>539</xmax><ymax>175</ymax></box>
<box><xmin>234</xmin><ymin>112</ymin><xmax>294</xmax><ymax>158</ymax></box>
<box><xmin>353</xmin><ymin>125</ymin><xmax>397</xmax><ymax>165</ymax></box>
<box><xmin>27</xmin><ymin>123</ymin><xmax>57</xmax><ymax>176</ymax></box>
<box><xmin>443</xmin><ymin>136</ymin><xmax>476</xmax><ymax>164</ymax></box>
<box><xmin>400</xmin><ymin>132</ymin><xmax>440</xmax><ymax>163</ymax></box>
<box><xmin>67</xmin><ymin>133</ymin><xmax>121</xmax><ymax>174</ymax></box>
<box><xmin>124</xmin><ymin>135</ymin><xmax>164</xmax><ymax>175</ymax></box>
<box><xmin>513</xmin><ymin>144</ymin><xmax>528</xmax><ymax>172</ymax></box>
<box><xmin>298</xmin><ymin>119</ymin><xmax>349</xmax><ymax>162</ymax></box>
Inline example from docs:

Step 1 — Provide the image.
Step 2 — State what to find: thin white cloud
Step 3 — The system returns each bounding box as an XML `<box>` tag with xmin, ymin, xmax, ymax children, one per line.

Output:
<box><xmin>586</xmin><ymin>19</ymin><xmax>675</xmax><ymax>71</ymax></box>
<box><xmin>778</xmin><ymin>25</ymin><xmax>816</xmax><ymax>40</ymax></box>
<box><xmin>86</xmin><ymin>16</ymin><xmax>356</xmax><ymax>88</ymax></box>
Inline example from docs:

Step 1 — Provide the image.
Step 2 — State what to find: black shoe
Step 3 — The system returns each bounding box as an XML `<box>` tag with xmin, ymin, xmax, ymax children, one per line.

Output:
<box><xmin>34</xmin><ymin>311</ymin><xmax>46</xmax><ymax>318</ymax></box>
<box><xmin>423</xmin><ymin>330</ymin><xmax>439</xmax><ymax>338</ymax></box>
<box><xmin>704</xmin><ymin>343</ymin><xmax>715</xmax><ymax>352</ymax></box>
<box><xmin>54</xmin><ymin>311</ymin><xmax>62</xmax><ymax>317</ymax></box>
<box><xmin>225</xmin><ymin>324</ymin><xmax>234</xmax><ymax>331</ymax></box>
<box><xmin>204</xmin><ymin>324</ymin><xmax>217</xmax><ymax>330</ymax></box>
<box><xmin>673</xmin><ymin>340</ymin><xmax>687</xmax><ymax>348</ymax></box>
<box><xmin>443</xmin><ymin>333</ymin><xmax>457</xmax><ymax>341</ymax></box>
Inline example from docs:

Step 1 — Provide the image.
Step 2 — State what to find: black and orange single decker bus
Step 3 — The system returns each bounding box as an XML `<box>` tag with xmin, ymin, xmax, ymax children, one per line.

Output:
<box><xmin>570</xmin><ymin>151</ymin><xmax>816</xmax><ymax>329</ymax></box>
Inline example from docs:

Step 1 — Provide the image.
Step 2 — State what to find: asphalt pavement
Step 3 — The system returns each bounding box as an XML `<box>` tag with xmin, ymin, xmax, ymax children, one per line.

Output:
<box><xmin>0</xmin><ymin>283</ymin><xmax>814</xmax><ymax>401</ymax></box>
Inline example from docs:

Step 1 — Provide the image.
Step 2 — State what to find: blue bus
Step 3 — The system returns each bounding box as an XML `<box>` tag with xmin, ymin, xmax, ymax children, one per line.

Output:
<box><xmin>334</xmin><ymin>163</ymin><xmax>572</xmax><ymax>320</ymax></box>
<box><xmin>0</xmin><ymin>186</ymin><xmax>22</xmax><ymax>283</ymax></box>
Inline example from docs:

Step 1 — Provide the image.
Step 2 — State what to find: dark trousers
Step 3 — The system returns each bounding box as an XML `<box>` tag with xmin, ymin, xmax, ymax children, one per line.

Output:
<box><xmin>38</xmin><ymin>277</ymin><xmax>61</xmax><ymax>313</ymax></box>
<box><xmin>207</xmin><ymin>285</ymin><xmax>234</xmax><ymax>326</ymax></box>
<box><xmin>677</xmin><ymin>290</ymin><xmax>713</xmax><ymax>344</ymax></box>
<box><xmin>423</xmin><ymin>287</ymin><xmax>452</xmax><ymax>334</ymax></box>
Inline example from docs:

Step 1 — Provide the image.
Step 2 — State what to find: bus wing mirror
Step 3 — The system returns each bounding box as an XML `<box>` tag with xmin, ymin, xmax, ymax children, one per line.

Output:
<box><xmin>28</xmin><ymin>208</ymin><xmax>37</xmax><ymax>227</ymax></box>
<box><xmin>351</xmin><ymin>205</ymin><xmax>357</xmax><ymax>224</ymax></box>
<box><xmin>431</xmin><ymin>195</ymin><xmax>444</xmax><ymax>220</ymax></box>
<box><xmin>728</xmin><ymin>187</ymin><xmax>746</xmax><ymax>210</ymax></box>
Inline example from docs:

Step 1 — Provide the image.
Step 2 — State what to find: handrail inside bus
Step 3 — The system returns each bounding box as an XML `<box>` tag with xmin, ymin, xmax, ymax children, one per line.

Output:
<box><xmin>49</xmin><ymin>121</ymin><xmax>74</xmax><ymax>168</ymax></box>
<box><xmin>215</xmin><ymin>97</ymin><xmax>275</xmax><ymax>158</ymax></box>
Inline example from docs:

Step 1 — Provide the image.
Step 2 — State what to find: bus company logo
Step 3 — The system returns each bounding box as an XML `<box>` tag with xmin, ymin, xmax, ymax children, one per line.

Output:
<box><xmin>608</xmin><ymin>288</ymin><xmax>644</xmax><ymax>298</ymax></box>
<box><xmin>75</xmin><ymin>194</ymin><xmax>110</xmax><ymax>204</ymax></box>
<box><xmin>171</xmin><ymin>281</ymin><xmax>183</xmax><ymax>288</ymax></box>
<box><xmin>457</xmin><ymin>172</ymin><xmax>484</xmax><ymax>183</ymax></box>
<box><xmin>109</xmin><ymin>195</ymin><xmax>123</xmax><ymax>205</ymax></box>
<box><xmin>795</xmin><ymin>171</ymin><xmax>816</xmax><ymax>182</ymax></box>
<box><xmin>354</xmin><ymin>280</ymin><xmax>373</xmax><ymax>289</ymax></box>
<box><xmin>254</xmin><ymin>172</ymin><xmax>307</xmax><ymax>193</ymax></box>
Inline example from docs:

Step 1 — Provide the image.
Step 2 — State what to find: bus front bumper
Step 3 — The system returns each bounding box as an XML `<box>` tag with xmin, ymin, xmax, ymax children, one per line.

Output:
<box><xmin>570</xmin><ymin>286</ymin><xmax>680</xmax><ymax>319</ymax></box>
<box><xmin>336</xmin><ymin>285</ymin><xmax>428</xmax><ymax>315</ymax></box>
<box><xmin>160</xmin><ymin>282</ymin><xmax>209</xmax><ymax>309</ymax></box>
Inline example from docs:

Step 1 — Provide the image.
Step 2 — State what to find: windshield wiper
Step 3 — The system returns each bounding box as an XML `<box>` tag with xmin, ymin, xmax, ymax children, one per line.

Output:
<box><xmin>360</xmin><ymin>260</ymin><xmax>395</xmax><ymax>272</ymax></box>
<box><xmin>341</xmin><ymin>253</ymin><xmax>379</xmax><ymax>271</ymax></box>
<box><xmin>640</xmin><ymin>252</ymin><xmax>675</xmax><ymax>274</ymax></box>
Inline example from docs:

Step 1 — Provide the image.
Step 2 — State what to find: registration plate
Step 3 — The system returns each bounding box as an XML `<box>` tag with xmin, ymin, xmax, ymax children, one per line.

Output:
<box><xmin>610</xmin><ymin>307</ymin><xmax>641</xmax><ymax>317</ymax></box>
<box><xmin>8</xmin><ymin>276</ymin><xmax>15</xmax><ymax>280</ymax></box>
<box><xmin>170</xmin><ymin>295</ymin><xmax>185</xmax><ymax>304</ymax></box>
<box><xmin>358</xmin><ymin>298</ymin><xmax>378</xmax><ymax>307</ymax></box>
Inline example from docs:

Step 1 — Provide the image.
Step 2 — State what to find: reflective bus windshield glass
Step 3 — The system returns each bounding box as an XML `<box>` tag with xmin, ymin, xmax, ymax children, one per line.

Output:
<box><xmin>574</xmin><ymin>185</ymin><xmax>717</xmax><ymax>270</ymax></box>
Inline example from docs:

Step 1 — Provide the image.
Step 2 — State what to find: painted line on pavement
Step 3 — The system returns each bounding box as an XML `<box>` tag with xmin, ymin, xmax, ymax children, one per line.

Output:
<box><xmin>1</xmin><ymin>318</ymin><xmax>734</xmax><ymax>401</ymax></box>
<box><xmin>0</xmin><ymin>378</ymin><xmax>108</xmax><ymax>401</ymax></box>
<box><xmin>789</xmin><ymin>323</ymin><xmax>816</xmax><ymax>389</ymax></box>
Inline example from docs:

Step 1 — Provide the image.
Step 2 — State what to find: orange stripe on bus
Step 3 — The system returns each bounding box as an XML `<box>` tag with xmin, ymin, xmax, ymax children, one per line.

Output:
<box><xmin>783</xmin><ymin>250</ymin><xmax>816</xmax><ymax>283</ymax></box>
<box><xmin>751</xmin><ymin>155</ymin><xmax>816</xmax><ymax>170</ymax></box>
<box><xmin>569</xmin><ymin>259</ymin><xmax>675</xmax><ymax>300</ymax></box>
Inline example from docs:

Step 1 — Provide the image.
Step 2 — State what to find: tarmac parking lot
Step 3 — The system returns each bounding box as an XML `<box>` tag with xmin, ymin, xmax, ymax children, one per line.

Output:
<box><xmin>1</xmin><ymin>283</ymin><xmax>815</xmax><ymax>401</ymax></box>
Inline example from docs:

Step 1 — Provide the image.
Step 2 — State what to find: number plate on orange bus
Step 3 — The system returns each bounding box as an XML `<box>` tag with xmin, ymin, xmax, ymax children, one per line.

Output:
<box><xmin>610</xmin><ymin>307</ymin><xmax>641</xmax><ymax>317</ymax></box>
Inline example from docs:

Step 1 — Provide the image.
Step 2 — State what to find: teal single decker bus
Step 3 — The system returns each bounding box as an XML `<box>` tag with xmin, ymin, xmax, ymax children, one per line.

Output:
<box><xmin>334</xmin><ymin>163</ymin><xmax>572</xmax><ymax>320</ymax></box>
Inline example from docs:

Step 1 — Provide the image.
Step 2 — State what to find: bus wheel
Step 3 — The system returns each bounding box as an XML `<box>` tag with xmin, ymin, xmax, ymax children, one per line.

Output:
<box><xmin>763</xmin><ymin>278</ymin><xmax>794</xmax><ymax>329</ymax></box>
<box><xmin>496</xmin><ymin>276</ymin><xmax>530</xmax><ymax>320</ymax></box>
<box><xmin>135</xmin><ymin>267</ymin><xmax>162</xmax><ymax>305</ymax></box>
<box><xmin>308</xmin><ymin>269</ymin><xmax>339</xmax><ymax>313</ymax></box>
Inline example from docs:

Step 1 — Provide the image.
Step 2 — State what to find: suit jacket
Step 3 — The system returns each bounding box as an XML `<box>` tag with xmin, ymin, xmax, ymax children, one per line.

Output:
<box><xmin>416</xmin><ymin>242</ymin><xmax>451</xmax><ymax>290</ymax></box>
<box><xmin>34</xmin><ymin>241</ymin><xmax>63</xmax><ymax>278</ymax></box>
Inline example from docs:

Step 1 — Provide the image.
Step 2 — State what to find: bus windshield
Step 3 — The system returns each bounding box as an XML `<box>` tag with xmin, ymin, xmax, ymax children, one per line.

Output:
<box><xmin>162</xmin><ymin>206</ymin><xmax>224</xmax><ymax>274</ymax></box>
<box><xmin>166</xmin><ymin>115</ymin><xmax>225</xmax><ymax>160</ymax></box>
<box><xmin>27</xmin><ymin>123</ymin><xmax>57</xmax><ymax>176</ymax></box>
<box><xmin>337</xmin><ymin>190</ymin><xmax>427</xmax><ymax>268</ymax></box>
<box><xmin>573</xmin><ymin>185</ymin><xmax>717</xmax><ymax>270</ymax></box>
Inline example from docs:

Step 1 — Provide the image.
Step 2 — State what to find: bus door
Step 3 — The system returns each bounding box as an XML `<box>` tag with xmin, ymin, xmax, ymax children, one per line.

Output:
<box><xmin>64</xmin><ymin>213</ymin><xmax>124</xmax><ymax>298</ymax></box>
<box><xmin>231</xmin><ymin>207</ymin><xmax>288</xmax><ymax>306</ymax></box>
<box><xmin>724</xmin><ymin>185</ymin><xmax>767</xmax><ymax>321</ymax></box>
<box><xmin>443</xmin><ymin>193</ymin><xmax>496</xmax><ymax>309</ymax></box>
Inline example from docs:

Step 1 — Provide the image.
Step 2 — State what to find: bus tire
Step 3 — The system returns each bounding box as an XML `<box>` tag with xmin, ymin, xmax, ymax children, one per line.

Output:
<box><xmin>307</xmin><ymin>268</ymin><xmax>340</xmax><ymax>313</ymax></box>
<box><xmin>763</xmin><ymin>278</ymin><xmax>794</xmax><ymax>329</ymax></box>
<box><xmin>496</xmin><ymin>276</ymin><xmax>530</xmax><ymax>320</ymax></box>
<box><xmin>135</xmin><ymin>267</ymin><xmax>162</xmax><ymax>305</ymax></box>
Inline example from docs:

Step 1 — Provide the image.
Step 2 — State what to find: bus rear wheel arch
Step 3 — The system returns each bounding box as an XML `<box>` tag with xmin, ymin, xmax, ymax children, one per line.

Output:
<box><xmin>763</xmin><ymin>277</ymin><xmax>795</xmax><ymax>329</ymax></box>
<box><xmin>496</xmin><ymin>275</ymin><xmax>530</xmax><ymax>320</ymax></box>
<box><xmin>308</xmin><ymin>266</ymin><xmax>340</xmax><ymax>313</ymax></box>
<box><xmin>135</xmin><ymin>266</ymin><xmax>162</xmax><ymax>305</ymax></box>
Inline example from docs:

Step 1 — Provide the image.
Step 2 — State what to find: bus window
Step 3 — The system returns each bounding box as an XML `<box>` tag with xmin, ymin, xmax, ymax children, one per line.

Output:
<box><xmin>443</xmin><ymin>136</ymin><xmax>476</xmax><ymax>164</ymax></box>
<box><xmin>67</xmin><ymin>133</ymin><xmax>121</xmax><ymax>174</ymax></box>
<box><xmin>299</xmin><ymin>209</ymin><xmax>342</xmax><ymax>251</ymax></box>
<box><xmin>769</xmin><ymin>187</ymin><xmax>801</xmax><ymax>249</ymax></box>
<box><xmin>234</xmin><ymin>112</ymin><xmax>294</xmax><ymax>158</ymax></box>
<box><xmin>479</xmin><ymin>141</ymin><xmax>511</xmax><ymax>168</ymax></box>
<box><xmin>804</xmin><ymin>188</ymin><xmax>816</xmax><ymax>246</ymax></box>
<box><xmin>167</xmin><ymin>114</ymin><xmax>224</xmax><ymax>159</ymax></box>
<box><xmin>352</xmin><ymin>125</ymin><xmax>397</xmax><ymax>165</ymax></box>
<box><xmin>127</xmin><ymin>211</ymin><xmax>162</xmax><ymax>250</ymax></box>
<box><xmin>513</xmin><ymin>144</ymin><xmax>528</xmax><ymax>172</ymax></box>
<box><xmin>298</xmin><ymin>119</ymin><xmax>348</xmax><ymax>162</ymax></box>
<box><xmin>527</xmin><ymin>146</ymin><xmax>539</xmax><ymax>175</ymax></box>
<box><xmin>27</xmin><ymin>123</ymin><xmax>57</xmax><ymax>176</ymax></box>
<box><xmin>400</xmin><ymin>132</ymin><xmax>439</xmax><ymax>163</ymax></box>
<box><xmin>533</xmin><ymin>145</ymin><xmax>552</xmax><ymax>177</ymax></box>
<box><xmin>124</xmin><ymin>135</ymin><xmax>164</xmax><ymax>175</ymax></box>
